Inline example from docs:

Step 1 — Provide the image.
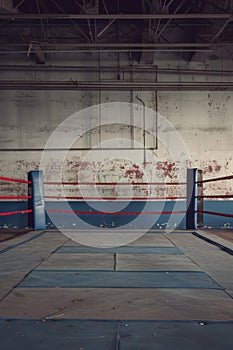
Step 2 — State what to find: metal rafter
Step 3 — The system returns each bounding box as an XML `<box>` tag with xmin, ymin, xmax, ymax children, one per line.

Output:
<box><xmin>193</xmin><ymin>1</ymin><xmax>233</xmax><ymax>45</ymax></box>
<box><xmin>50</xmin><ymin>0</ymin><xmax>90</xmax><ymax>42</ymax></box>
<box><xmin>98</xmin><ymin>31</ymin><xmax>118</xmax><ymax>42</ymax></box>
<box><xmin>1</xmin><ymin>3</ymin><xmax>232</xmax><ymax>55</ymax></box>
<box><xmin>199</xmin><ymin>0</ymin><xmax>232</xmax><ymax>13</ymax></box>
<box><xmin>156</xmin><ymin>0</ymin><xmax>206</xmax><ymax>46</ymax></box>
<box><xmin>144</xmin><ymin>0</ymin><xmax>165</xmax><ymax>13</ymax></box>
<box><xmin>13</xmin><ymin>0</ymin><xmax>27</xmax><ymax>11</ymax></box>
<box><xmin>154</xmin><ymin>0</ymin><xmax>187</xmax><ymax>41</ymax></box>
<box><xmin>97</xmin><ymin>0</ymin><xmax>116</xmax><ymax>38</ymax></box>
<box><xmin>210</xmin><ymin>17</ymin><xmax>232</xmax><ymax>42</ymax></box>
<box><xmin>82</xmin><ymin>0</ymin><xmax>94</xmax><ymax>42</ymax></box>
<box><xmin>1</xmin><ymin>13</ymin><xmax>232</xmax><ymax>20</ymax></box>
<box><xmin>224</xmin><ymin>0</ymin><xmax>230</xmax><ymax>10</ymax></box>
<box><xmin>39</xmin><ymin>0</ymin><xmax>49</xmax><ymax>12</ymax></box>
<box><xmin>0</xmin><ymin>49</ymin><xmax>212</xmax><ymax>54</ymax></box>
<box><xmin>101</xmin><ymin>0</ymin><xmax>109</xmax><ymax>14</ymax></box>
<box><xmin>0</xmin><ymin>42</ymin><xmax>218</xmax><ymax>48</ymax></box>
<box><xmin>35</xmin><ymin>0</ymin><xmax>47</xmax><ymax>42</ymax></box>
<box><xmin>97</xmin><ymin>19</ymin><xmax>116</xmax><ymax>38</ymax></box>
<box><xmin>173</xmin><ymin>22</ymin><xmax>209</xmax><ymax>44</ymax></box>
<box><xmin>73</xmin><ymin>0</ymin><xmax>85</xmax><ymax>10</ymax></box>
<box><xmin>168</xmin><ymin>1</ymin><xmax>211</xmax><ymax>45</ymax></box>
<box><xmin>141</xmin><ymin>0</ymin><xmax>146</xmax><ymax>14</ymax></box>
<box><xmin>153</xmin><ymin>0</ymin><xmax>171</xmax><ymax>39</ymax></box>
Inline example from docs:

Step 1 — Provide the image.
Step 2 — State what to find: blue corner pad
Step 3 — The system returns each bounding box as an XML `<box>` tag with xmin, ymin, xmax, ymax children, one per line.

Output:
<box><xmin>28</xmin><ymin>171</ymin><xmax>46</xmax><ymax>230</ymax></box>
<box><xmin>186</xmin><ymin>168</ymin><xmax>198</xmax><ymax>230</ymax></box>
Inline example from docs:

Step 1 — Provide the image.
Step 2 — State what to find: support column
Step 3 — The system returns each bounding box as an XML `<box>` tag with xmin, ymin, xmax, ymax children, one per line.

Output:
<box><xmin>28</xmin><ymin>170</ymin><xmax>46</xmax><ymax>230</ymax></box>
<box><xmin>186</xmin><ymin>168</ymin><xmax>198</xmax><ymax>229</ymax></box>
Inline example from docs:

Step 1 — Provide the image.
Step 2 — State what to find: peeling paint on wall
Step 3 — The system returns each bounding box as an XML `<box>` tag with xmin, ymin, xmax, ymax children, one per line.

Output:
<box><xmin>156</xmin><ymin>161</ymin><xmax>177</xmax><ymax>179</ymax></box>
<box><xmin>0</xmin><ymin>58</ymin><xmax>233</xmax><ymax>203</ymax></box>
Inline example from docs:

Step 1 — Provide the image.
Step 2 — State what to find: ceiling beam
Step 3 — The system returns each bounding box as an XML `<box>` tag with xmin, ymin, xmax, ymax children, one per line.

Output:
<box><xmin>1</xmin><ymin>13</ymin><xmax>233</xmax><ymax>20</ymax></box>
<box><xmin>0</xmin><ymin>49</ymin><xmax>213</xmax><ymax>53</ymax></box>
<box><xmin>1</xmin><ymin>65</ymin><xmax>233</xmax><ymax>75</ymax></box>
<box><xmin>0</xmin><ymin>80</ymin><xmax>233</xmax><ymax>91</ymax></box>
<box><xmin>0</xmin><ymin>42</ymin><xmax>229</xmax><ymax>48</ymax></box>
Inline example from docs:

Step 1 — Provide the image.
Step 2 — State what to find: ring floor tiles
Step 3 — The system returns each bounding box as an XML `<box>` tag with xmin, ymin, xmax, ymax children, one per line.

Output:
<box><xmin>0</xmin><ymin>320</ymin><xmax>232</xmax><ymax>350</ymax></box>
<box><xmin>17</xmin><ymin>270</ymin><xmax>221</xmax><ymax>289</ymax></box>
<box><xmin>0</xmin><ymin>229</ymin><xmax>232</xmax><ymax>349</ymax></box>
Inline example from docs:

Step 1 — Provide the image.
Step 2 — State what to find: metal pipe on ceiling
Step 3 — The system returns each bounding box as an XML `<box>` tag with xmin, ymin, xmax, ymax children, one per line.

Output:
<box><xmin>1</xmin><ymin>22</ymin><xmax>213</xmax><ymax>27</ymax></box>
<box><xmin>0</xmin><ymin>49</ymin><xmax>213</xmax><ymax>53</ymax></box>
<box><xmin>0</xmin><ymin>41</ymin><xmax>216</xmax><ymax>47</ymax></box>
<box><xmin>0</xmin><ymin>13</ymin><xmax>232</xmax><ymax>20</ymax></box>
<box><xmin>0</xmin><ymin>65</ymin><xmax>233</xmax><ymax>75</ymax></box>
<box><xmin>0</xmin><ymin>42</ymin><xmax>226</xmax><ymax>47</ymax></box>
<box><xmin>0</xmin><ymin>80</ymin><xmax>233</xmax><ymax>90</ymax></box>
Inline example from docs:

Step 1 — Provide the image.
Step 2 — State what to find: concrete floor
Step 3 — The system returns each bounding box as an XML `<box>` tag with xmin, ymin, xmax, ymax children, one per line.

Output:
<box><xmin>0</xmin><ymin>229</ymin><xmax>232</xmax><ymax>349</ymax></box>
<box><xmin>205</xmin><ymin>230</ymin><xmax>233</xmax><ymax>243</ymax></box>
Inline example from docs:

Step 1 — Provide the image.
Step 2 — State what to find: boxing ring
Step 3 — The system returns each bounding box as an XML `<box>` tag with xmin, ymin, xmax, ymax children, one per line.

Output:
<box><xmin>0</xmin><ymin>169</ymin><xmax>232</xmax><ymax>232</ymax></box>
<box><xmin>0</xmin><ymin>170</ymin><xmax>233</xmax><ymax>350</ymax></box>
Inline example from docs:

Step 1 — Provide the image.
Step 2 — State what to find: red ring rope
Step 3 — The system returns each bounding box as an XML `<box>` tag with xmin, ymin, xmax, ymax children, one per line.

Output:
<box><xmin>197</xmin><ymin>210</ymin><xmax>233</xmax><ymax>218</ymax></box>
<box><xmin>0</xmin><ymin>209</ymin><xmax>32</xmax><ymax>216</ymax></box>
<box><xmin>0</xmin><ymin>176</ymin><xmax>32</xmax><ymax>184</ymax></box>
<box><xmin>197</xmin><ymin>195</ymin><xmax>233</xmax><ymax>199</ymax></box>
<box><xmin>44</xmin><ymin>181</ymin><xmax>186</xmax><ymax>186</ymax></box>
<box><xmin>44</xmin><ymin>195</ymin><xmax>186</xmax><ymax>200</ymax></box>
<box><xmin>197</xmin><ymin>175</ymin><xmax>233</xmax><ymax>184</ymax></box>
<box><xmin>46</xmin><ymin>210</ymin><xmax>185</xmax><ymax>215</ymax></box>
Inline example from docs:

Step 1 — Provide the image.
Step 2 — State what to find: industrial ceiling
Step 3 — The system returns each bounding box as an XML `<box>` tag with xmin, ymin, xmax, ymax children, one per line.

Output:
<box><xmin>0</xmin><ymin>0</ymin><xmax>233</xmax><ymax>90</ymax></box>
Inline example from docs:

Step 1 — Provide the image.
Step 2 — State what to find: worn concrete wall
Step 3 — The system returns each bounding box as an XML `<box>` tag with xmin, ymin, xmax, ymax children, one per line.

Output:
<box><xmin>0</xmin><ymin>51</ymin><xmax>232</xmax><ymax>228</ymax></box>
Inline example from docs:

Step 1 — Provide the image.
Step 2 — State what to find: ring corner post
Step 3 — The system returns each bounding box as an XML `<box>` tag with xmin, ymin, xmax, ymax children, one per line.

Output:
<box><xmin>186</xmin><ymin>168</ymin><xmax>198</xmax><ymax>230</ymax></box>
<box><xmin>28</xmin><ymin>170</ymin><xmax>46</xmax><ymax>230</ymax></box>
<box><xmin>197</xmin><ymin>169</ymin><xmax>204</xmax><ymax>228</ymax></box>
